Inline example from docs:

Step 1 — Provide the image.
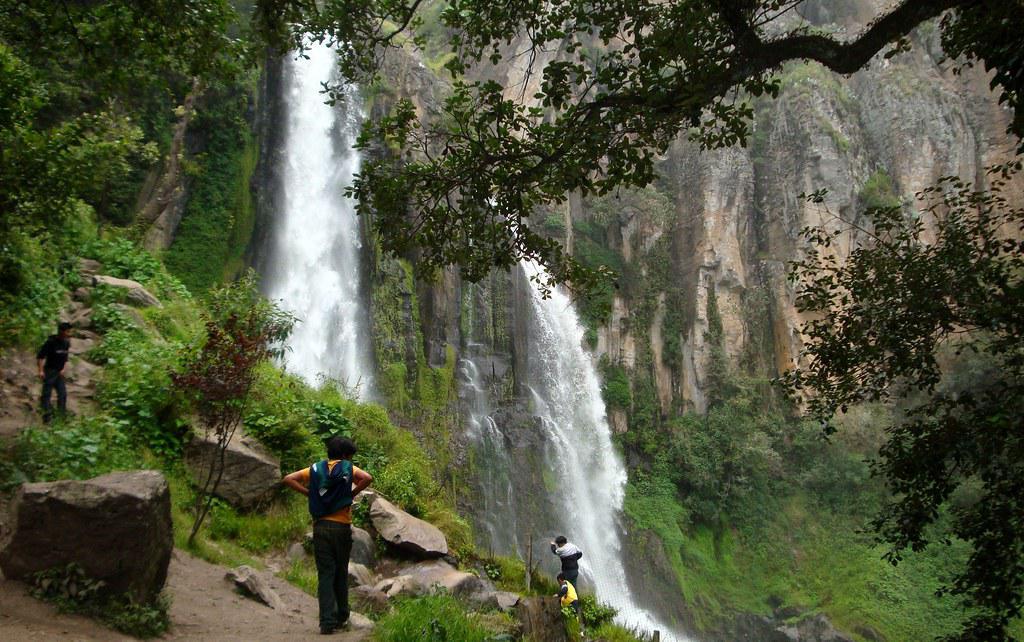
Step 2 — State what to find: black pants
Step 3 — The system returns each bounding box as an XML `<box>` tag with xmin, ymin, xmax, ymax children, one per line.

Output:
<box><xmin>313</xmin><ymin>520</ymin><xmax>352</xmax><ymax>630</ymax></box>
<box><xmin>562</xmin><ymin>568</ymin><xmax>580</xmax><ymax>589</ymax></box>
<box><xmin>40</xmin><ymin>369</ymin><xmax>67</xmax><ymax>423</ymax></box>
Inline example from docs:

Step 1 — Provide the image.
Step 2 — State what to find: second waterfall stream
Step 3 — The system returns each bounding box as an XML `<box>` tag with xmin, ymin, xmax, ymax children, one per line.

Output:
<box><xmin>264</xmin><ymin>43</ymin><xmax>688</xmax><ymax>642</ymax></box>
<box><xmin>520</xmin><ymin>262</ymin><xmax>688</xmax><ymax>641</ymax></box>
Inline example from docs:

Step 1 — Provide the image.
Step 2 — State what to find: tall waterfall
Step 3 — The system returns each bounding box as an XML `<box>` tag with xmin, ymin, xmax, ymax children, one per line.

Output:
<box><xmin>262</xmin><ymin>43</ymin><xmax>372</xmax><ymax>394</ymax></box>
<box><xmin>521</xmin><ymin>262</ymin><xmax>688</xmax><ymax>642</ymax></box>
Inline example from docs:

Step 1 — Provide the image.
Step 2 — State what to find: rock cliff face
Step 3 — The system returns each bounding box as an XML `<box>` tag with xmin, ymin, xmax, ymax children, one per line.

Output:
<box><xmin>570</xmin><ymin>24</ymin><xmax>1020</xmax><ymax>415</ymax></box>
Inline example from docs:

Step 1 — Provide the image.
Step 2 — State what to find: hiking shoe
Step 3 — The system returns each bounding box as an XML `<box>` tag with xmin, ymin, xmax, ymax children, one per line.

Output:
<box><xmin>319</xmin><ymin>626</ymin><xmax>336</xmax><ymax>635</ymax></box>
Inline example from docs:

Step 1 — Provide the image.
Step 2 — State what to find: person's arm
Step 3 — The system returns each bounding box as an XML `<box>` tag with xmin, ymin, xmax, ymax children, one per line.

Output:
<box><xmin>282</xmin><ymin>468</ymin><xmax>310</xmax><ymax>496</ymax></box>
<box><xmin>36</xmin><ymin>340</ymin><xmax>49</xmax><ymax>380</ymax></box>
<box><xmin>555</xmin><ymin>584</ymin><xmax>568</xmax><ymax>598</ymax></box>
<box><xmin>352</xmin><ymin>465</ymin><xmax>373</xmax><ymax>497</ymax></box>
<box><xmin>551</xmin><ymin>542</ymin><xmax>558</xmax><ymax>555</ymax></box>
<box><xmin>575</xmin><ymin>551</ymin><xmax>583</xmax><ymax>561</ymax></box>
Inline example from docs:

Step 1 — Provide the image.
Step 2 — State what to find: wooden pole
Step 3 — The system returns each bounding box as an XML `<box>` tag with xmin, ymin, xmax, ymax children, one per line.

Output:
<box><xmin>653</xmin><ymin>631</ymin><xmax>661</xmax><ymax>642</ymax></box>
<box><xmin>526</xmin><ymin>533</ymin><xmax>533</xmax><ymax>592</ymax></box>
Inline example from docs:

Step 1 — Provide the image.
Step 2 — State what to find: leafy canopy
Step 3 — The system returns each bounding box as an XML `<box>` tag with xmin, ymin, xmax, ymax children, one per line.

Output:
<box><xmin>310</xmin><ymin>0</ymin><xmax>1022</xmax><ymax>290</ymax></box>
<box><xmin>783</xmin><ymin>162</ymin><xmax>1024</xmax><ymax>641</ymax></box>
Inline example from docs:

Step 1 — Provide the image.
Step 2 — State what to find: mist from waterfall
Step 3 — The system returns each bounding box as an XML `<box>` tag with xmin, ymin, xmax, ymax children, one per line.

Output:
<box><xmin>262</xmin><ymin>42</ymin><xmax>372</xmax><ymax>395</ymax></box>
<box><xmin>521</xmin><ymin>262</ymin><xmax>689</xmax><ymax>642</ymax></box>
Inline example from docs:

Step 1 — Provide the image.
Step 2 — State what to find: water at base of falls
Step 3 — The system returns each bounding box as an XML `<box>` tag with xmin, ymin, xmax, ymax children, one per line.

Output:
<box><xmin>261</xmin><ymin>42</ymin><xmax>372</xmax><ymax>396</ymax></box>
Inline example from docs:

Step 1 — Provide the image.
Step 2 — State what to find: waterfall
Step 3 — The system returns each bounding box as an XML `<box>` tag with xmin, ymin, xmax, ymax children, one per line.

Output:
<box><xmin>458</xmin><ymin>352</ymin><xmax>522</xmax><ymax>555</ymax></box>
<box><xmin>261</xmin><ymin>42</ymin><xmax>372</xmax><ymax>395</ymax></box>
<box><xmin>521</xmin><ymin>262</ymin><xmax>689</xmax><ymax>642</ymax></box>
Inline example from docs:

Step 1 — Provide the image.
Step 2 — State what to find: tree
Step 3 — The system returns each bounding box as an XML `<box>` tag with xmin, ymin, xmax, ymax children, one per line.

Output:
<box><xmin>0</xmin><ymin>0</ymin><xmax>240</xmax><ymax>309</ymax></box>
<box><xmin>172</xmin><ymin>273</ymin><xmax>294</xmax><ymax>545</ymax></box>
<box><xmin>318</xmin><ymin>0</ymin><xmax>1019</xmax><ymax>290</ymax></box>
<box><xmin>782</xmin><ymin>161</ymin><xmax>1024</xmax><ymax>640</ymax></box>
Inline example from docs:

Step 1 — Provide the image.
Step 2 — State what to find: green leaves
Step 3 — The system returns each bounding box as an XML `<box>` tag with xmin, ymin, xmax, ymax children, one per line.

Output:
<box><xmin>784</xmin><ymin>162</ymin><xmax>1024</xmax><ymax>640</ymax></box>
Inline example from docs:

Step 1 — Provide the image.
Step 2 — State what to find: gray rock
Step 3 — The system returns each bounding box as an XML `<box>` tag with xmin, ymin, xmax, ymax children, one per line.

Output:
<box><xmin>515</xmin><ymin>596</ymin><xmax>568</xmax><ymax>642</ymax></box>
<box><xmin>286</xmin><ymin>542</ymin><xmax>306</xmax><ymax>562</ymax></box>
<box><xmin>78</xmin><ymin>258</ymin><xmax>102</xmax><ymax>277</ymax></box>
<box><xmin>348</xmin><ymin>562</ymin><xmax>373</xmax><ymax>587</ymax></box>
<box><xmin>495</xmin><ymin>591</ymin><xmax>521</xmax><ymax>611</ymax></box>
<box><xmin>351</xmin><ymin>584</ymin><xmax>390</xmax><ymax>614</ymax></box>
<box><xmin>469</xmin><ymin>590</ymin><xmax>520</xmax><ymax>612</ymax></box>
<box><xmin>226</xmin><ymin>565</ymin><xmax>285</xmax><ymax>610</ymax></box>
<box><xmin>184</xmin><ymin>431</ymin><xmax>281</xmax><ymax>509</ymax></box>
<box><xmin>348</xmin><ymin>612</ymin><xmax>375</xmax><ymax>631</ymax></box>
<box><xmin>373</xmin><ymin>560</ymin><xmax>485</xmax><ymax>598</ymax></box>
<box><xmin>351</xmin><ymin>526</ymin><xmax>376</xmax><ymax>567</ymax></box>
<box><xmin>369</xmin><ymin>494</ymin><xmax>448</xmax><ymax>557</ymax></box>
<box><xmin>67</xmin><ymin>306</ymin><xmax>93</xmax><ymax>330</ymax></box>
<box><xmin>92</xmin><ymin>274</ymin><xmax>162</xmax><ymax>308</ymax></box>
<box><xmin>0</xmin><ymin>471</ymin><xmax>173</xmax><ymax>602</ymax></box>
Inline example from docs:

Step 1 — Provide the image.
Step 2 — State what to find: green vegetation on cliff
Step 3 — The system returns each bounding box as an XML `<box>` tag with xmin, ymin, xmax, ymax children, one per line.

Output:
<box><xmin>164</xmin><ymin>76</ymin><xmax>260</xmax><ymax>291</ymax></box>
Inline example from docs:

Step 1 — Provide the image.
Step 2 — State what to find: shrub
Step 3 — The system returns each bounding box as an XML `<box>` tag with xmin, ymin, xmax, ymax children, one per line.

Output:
<box><xmin>0</xmin><ymin>415</ymin><xmax>135</xmax><ymax>488</ymax></box>
<box><xmin>601</xmin><ymin>360</ymin><xmax>632</xmax><ymax>410</ymax></box>
<box><xmin>93</xmin><ymin>328</ymin><xmax>186</xmax><ymax>456</ymax></box>
<box><xmin>589</xmin><ymin>622</ymin><xmax>645</xmax><ymax>641</ymax></box>
<box><xmin>82</xmin><ymin>237</ymin><xmax>189</xmax><ymax>301</ymax></box>
<box><xmin>580</xmin><ymin>594</ymin><xmax>618</xmax><ymax>627</ymax></box>
<box><xmin>30</xmin><ymin>563</ymin><xmax>170</xmax><ymax>638</ymax></box>
<box><xmin>207</xmin><ymin>494</ymin><xmax>309</xmax><ymax>552</ymax></box>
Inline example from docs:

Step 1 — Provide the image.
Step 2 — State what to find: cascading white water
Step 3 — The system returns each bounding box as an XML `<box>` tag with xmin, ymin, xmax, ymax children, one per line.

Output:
<box><xmin>522</xmin><ymin>261</ymin><xmax>689</xmax><ymax>642</ymax></box>
<box><xmin>262</xmin><ymin>42</ymin><xmax>372</xmax><ymax>395</ymax></box>
<box><xmin>458</xmin><ymin>353</ymin><xmax>522</xmax><ymax>555</ymax></box>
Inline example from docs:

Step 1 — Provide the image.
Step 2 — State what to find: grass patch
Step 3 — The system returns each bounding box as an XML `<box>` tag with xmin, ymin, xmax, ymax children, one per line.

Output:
<box><xmin>206</xmin><ymin>492</ymin><xmax>310</xmax><ymax>553</ymax></box>
<box><xmin>589</xmin><ymin>622</ymin><xmax>646</xmax><ymax>641</ymax></box>
<box><xmin>282</xmin><ymin>557</ymin><xmax>318</xmax><ymax>597</ymax></box>
<box><xmin>373</xmin><ymin>593</ymin><xmax>509</xmax><ymax>642</ymax></box>
<box><xmin>640</xmin><ymin>494</ymin><xmax>977</xmax><ymax>639</ymax></box>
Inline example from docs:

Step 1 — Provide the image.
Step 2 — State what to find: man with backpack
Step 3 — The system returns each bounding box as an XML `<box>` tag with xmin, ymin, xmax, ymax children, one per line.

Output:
<box><xmin>283</xmin><ymin>436</ymin><xmax>373</xmax><ymax>635</ymax></box>
<box><xmin>551</xmin><ymin>535</ymin><xmax>584</xmax><ymax>589</ymax></box>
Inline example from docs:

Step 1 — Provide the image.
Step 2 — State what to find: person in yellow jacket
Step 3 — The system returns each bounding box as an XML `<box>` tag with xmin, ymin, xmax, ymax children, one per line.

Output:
<box><xmin>556</xmin><ymin>572</ymin><xmax>581</xmax><ymax>619</ymax></box>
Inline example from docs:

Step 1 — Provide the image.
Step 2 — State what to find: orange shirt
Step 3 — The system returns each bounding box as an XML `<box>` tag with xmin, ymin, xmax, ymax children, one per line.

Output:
<box><xmin>297</xmin><ymin>460</ymin><xmax>362</xmax><ymax>524</ymax></box>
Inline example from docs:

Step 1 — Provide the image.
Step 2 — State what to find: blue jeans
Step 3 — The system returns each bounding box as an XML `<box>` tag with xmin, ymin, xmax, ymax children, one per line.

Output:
<box><xmin>40</xmin><ymin>369</ymin><xmax>66</xmax><ymax>423</ymax></box>
<box><xmin>313</xmin><ymin>521</ymin><xmax>352</xmax><ymax>630</ymax></box>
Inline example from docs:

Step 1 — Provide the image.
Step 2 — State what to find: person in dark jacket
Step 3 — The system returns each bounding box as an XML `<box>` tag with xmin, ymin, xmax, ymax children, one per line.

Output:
<box><xmin>551</xmin><ymin>535</ymin><xmax>584</xmax><ymax>589</ymax></box>
<box><xmin>37</xmin><ymin>322</ymin><xmax>72</xmax><ymax>423</ymax></box>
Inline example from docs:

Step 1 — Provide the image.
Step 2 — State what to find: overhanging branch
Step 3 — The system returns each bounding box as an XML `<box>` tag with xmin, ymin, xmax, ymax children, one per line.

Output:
<box><xmin>756</xmin><ymin>0</ymin><xmax>978</xmax><ymax>74</ymax></box>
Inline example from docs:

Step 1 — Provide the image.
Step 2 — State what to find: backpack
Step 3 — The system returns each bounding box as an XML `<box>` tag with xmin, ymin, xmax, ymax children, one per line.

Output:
<box><xmin>308</xmin><ymin>459</ymin><xmax>353</xmax><ymax>519</ymax></box>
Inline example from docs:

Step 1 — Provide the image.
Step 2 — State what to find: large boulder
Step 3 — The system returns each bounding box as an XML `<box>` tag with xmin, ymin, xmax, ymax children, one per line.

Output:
<box><xmin>184</xmin><ymin>431</ymin><xmax>281</xmax><ymax>509</ymax></box>
<box><xmin>0</xmin><ymin>471</ymin><xmax>173</xmax><ymax>602</ymax></box>
<box><xmin>516</xmin><ymin>597</ymin><xmax>568</xmax><ymax>642</ymax></box>
<box><xmin>369</xmin><ymin>495</ymin><xmax>448</xmax><ymax>557</ymax></box>
<box><xmin>373</xmin><ymin>560</ymin><xmax>485</xmax><ymax>599</ymax></box>
<box><xmin>92</xmin><ymin>275</ymin><xmax>162</xmax><ymax>308</ymax></box>
<box><xmin>351</xmin><ymin>526</ymin><xmax>376</xmax><ymax>567</ymax></box>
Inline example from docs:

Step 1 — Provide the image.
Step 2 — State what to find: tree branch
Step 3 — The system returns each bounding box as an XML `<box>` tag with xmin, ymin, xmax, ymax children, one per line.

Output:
<box><xmin>756</xmin><ymin>0</ymin><xmax>978</xmax><ymax>74</ymax></box>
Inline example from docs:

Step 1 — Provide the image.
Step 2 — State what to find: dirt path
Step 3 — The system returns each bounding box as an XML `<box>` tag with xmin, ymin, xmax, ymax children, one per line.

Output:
<box><xmin>0</xmin><ymin>550</ymin><xmax>371</xmax><ymax>641</ymax></box>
